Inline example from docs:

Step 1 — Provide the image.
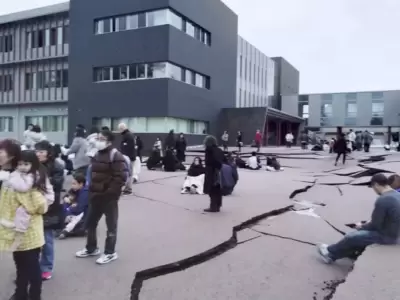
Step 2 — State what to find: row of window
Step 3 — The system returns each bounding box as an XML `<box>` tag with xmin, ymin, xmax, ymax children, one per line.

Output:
<box><xmin>95</xmin><ymin>8</ymin><xmax>211</xmax><ymax>46</ymax></box>
<box><xmin>0</xmin><ymin>117</ymin><xmax>13</xmax><ymax>132</ymax></box>
<box><xmin>93</xmin><ymin>117</ymin><xmax>208</xmax><ymax>134</ymax></box>
<box><xmin>0</xmin><ymin>35</ymin><xmax>13</xmax><ymax>53</ymax></box>
<box><xmin>25</xmin><ymin>115</ymin><xmax>67</xmax><ymax>132</ymax></box>
<box><xmin>94</xmin><ymin>62</ymin><xmax>210</xmax><ymax>89</ymax></box>
<box><xmin>320</xmin><ymin>117</ymin><xmax>384</xmax><ymax>126</ymax></box>
<box><xmin>25</xmin><ymin>70</ymin><xmax>68</xmax><ymax>90</ymax></box>
<box><xmin>321</xmin><ymin>91</ymin><xmax>384</xmax><ymax>101</ymax></box>
<box><xmin>0</xmin><ymin>75</ymin><xmax>13</xmax><ymax>92</ymax></box>
<box><xmin>26</xmin><ymin>26</ymin><xmax>69</xmax><ymax>49</ymax></box>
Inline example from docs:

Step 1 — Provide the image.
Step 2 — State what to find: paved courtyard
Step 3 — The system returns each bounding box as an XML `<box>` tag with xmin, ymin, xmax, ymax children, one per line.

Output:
<box><xmin>0</xmin><ymin>147</ymin><xmax>399</xmax><ymax>300</ymax></box>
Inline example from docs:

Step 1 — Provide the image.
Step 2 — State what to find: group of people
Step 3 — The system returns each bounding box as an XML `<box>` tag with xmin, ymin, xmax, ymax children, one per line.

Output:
<box><xmin>221</xmin><ymin>130</ymin><xmax>263</xmax><ymax>153</ymax></box>
<box><xmin>232</xmin><ymin>152</ymin><xmax>283</xmax><ymax>172</ymax></box>
<box><xmin>0</xmin><ymin>122</ymin><xmax>147</xmax><ymax>299</ymax></box>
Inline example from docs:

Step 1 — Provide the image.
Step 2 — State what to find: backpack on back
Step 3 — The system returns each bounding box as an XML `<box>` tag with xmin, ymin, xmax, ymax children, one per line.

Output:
<box><xmin>109</xmin><ymin>149</ymin><xmax>131</xmax><ymax>181</ymax></box>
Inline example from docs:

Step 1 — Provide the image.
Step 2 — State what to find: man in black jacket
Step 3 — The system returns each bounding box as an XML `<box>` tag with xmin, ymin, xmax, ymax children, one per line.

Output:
<box><xmin>118</xmin><ymin>123</ymin><xmax>136</xmax><ymax>194</ymax></box>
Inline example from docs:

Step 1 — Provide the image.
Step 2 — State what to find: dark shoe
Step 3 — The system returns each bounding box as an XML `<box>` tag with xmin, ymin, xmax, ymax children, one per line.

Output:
<box><xmin>122</xmin><ymin>190</ymin><xmax>132</xmax><ymax>195</ymax></box>
<box><xmin>203</xmin><ymin>208</ymin><xmax>220</xmax><ymax>213</ymax></box>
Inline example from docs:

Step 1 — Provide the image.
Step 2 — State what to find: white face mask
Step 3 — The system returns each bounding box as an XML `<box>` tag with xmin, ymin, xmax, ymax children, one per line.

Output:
<box><xmin>95</xmin><ymin>141</ymin><xmax>108</xmax><ymax>150</ymax></box>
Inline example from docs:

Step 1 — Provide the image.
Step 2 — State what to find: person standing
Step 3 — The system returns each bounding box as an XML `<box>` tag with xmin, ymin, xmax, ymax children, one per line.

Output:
<box><xmin>348</xmin><ymin>129</ymin><xmax>356</xmax><ymax>151</ymax></box>
<box><xmin>35</xmin><ymin>140</ymin><xmax>65</xmax><ymax>281</ymax></box>
<box><xmin>203</xmin><ymin>136</ymin><xmax>224</xmax><ymax>213</ymax></box>
<box><xmin>355</xmin><ymin>131</ymin><xmax>362</xmax><ymax>151</ymax></box>
<box><xmin>334</xmin><ymin>133</ymin><xmax>347</xmax><ymax>166</ymax></box>
<box><xmin>300</xmin><ymin>131</ymin><xmax>308</xmax><ymax>150</ymax></box>
<box><xmin>363</xmin><ymin>130</ymin><xmax>373</xmax><ymax>153</ymax></box>
<box><xmin>236</xmin><ymin>131</ymin><xmax>243</xmax><ymax>152</ymax></box>
<box><xmin>75</xmin><ymin>130</ymin><xmax>126</xmax><ymax>265</ymax></box>
<box><xmin>23</xmin><ymin>124</ymin><xmax>34</xmax><ymax>149</ymax></box>
<box><xmin>64</xmin><ymin>127</ymin><xmax>90</xmax><ymax>175</ymax></box>
<box><xmin>285</xmin><ymin>132</ymin><xmax>294</xmax><ymax>148</ymax></box>
<box><xmin>118</xmin><ymin>123</ymin><xmax>136</xmax><ymax>193</ymax></box>
<box><xmin>221</xmin><ymin>131</ymin><xmax>229</xmax><ymax>152</ymax></box>
<box><xmin>254</xmin><ymin>130</ymin><xmax>262</xmax><ymax>152</ymax></box>
<box><xmin>134</xmin><ymin>136</ymin><xmax>143</xmax><ymax>162</ymax></box>
<box><xmin>165</xmin><ymin>130</ymin><xmax>176</xmax><ymax>151</ymax></box>
<box><xmin>175</xmin><ymin>133</ymin><xmax>187</xmax><ymax>163</ymax></box>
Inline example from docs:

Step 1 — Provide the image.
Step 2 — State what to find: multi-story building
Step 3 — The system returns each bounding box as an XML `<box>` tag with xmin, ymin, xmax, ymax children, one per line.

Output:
<box><xmin>0</xmin><ymin>0</ymin><xmax>238</xmax><ymax>145</ymax></box>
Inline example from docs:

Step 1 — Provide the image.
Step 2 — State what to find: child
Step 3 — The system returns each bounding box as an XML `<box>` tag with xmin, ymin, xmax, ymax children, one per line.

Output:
<box><xmin>58</xmin><ymin>173</ymin><xmax>89</xmax><ymax>239</ymax></box>
<box><xmin>0</xmin><ymin>150</ymin><xmax>53</xmax><ymax>300</ymax></box>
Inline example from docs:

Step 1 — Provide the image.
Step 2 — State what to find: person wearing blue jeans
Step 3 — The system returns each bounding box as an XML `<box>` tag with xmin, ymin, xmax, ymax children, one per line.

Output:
<box><xmin>41</xmin><ymin>229</ymin><xmax>55</xmax><ymax>274</ymax></box>
<box><xmin>317</xmin><ymin>173</ymin><xmax>400</xmax><ymax>264</ymax></box>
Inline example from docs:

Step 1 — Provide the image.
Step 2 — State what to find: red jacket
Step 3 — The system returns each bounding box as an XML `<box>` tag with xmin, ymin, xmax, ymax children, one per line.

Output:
<box><xmin>255</xmin><ymin>132</ymin><xmax>262</xmax><ymax>142</ymax></box>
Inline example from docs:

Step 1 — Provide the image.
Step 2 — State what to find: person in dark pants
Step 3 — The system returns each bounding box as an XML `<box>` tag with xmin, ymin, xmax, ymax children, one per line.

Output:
<box><xmin>75</xmin><ymin>130</ymin><xmax>125</xmax><ymax>265</ymax></box>
<box><xmin>135</xmin><ymin>135</ymin><xmax>143</xmax><ymax>162</ymax></box>
<box><xmin>175</xmin><ymin>133</ymin><xmax>187</xmax><ymax>163</ymax></box>
<box><xmin>203</xmin><ymin>135</ymin><xmax>224</xmax><ymax>212</ymax></box>
<box><xmin>236</xmin><ymin>131</ymin><xmax>243</xmax><ymax>152</ymax></box>
<box><xmin>118</xmin><ymin>123</ymin><xmax>136</xmax><ymax>194</ymax></box>
<box><xmin>317</xmin><ymin>173</ymin><xmax>400</xmax><ymax>264</ymax></box>
<box><xmin>334</xmin><ymin>133</ymin><xmax>347</xmax><ymax>166</ymax></box>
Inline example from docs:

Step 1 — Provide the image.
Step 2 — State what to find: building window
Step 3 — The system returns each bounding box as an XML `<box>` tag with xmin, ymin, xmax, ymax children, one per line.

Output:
<box><xmin>345</xmin><ymin>100</ymin><xmax>357</xmax><ymax>126</ymax></box>
<box><xmin>0</xmin><ymin>75</ymin><xmax>13</xmax><ymax>92</ymax></box>
<box><xmin>0</xmin><ymin>35</ymin><xmax>13</xmax><ymax>53</ymax></box>
<box><xmin>94</xmin><ymin>8</ymin><xmax>211</xmax><ymax>46</ymax></box>
<box><xmin>63</xmin><ymin>26</ymin><xmax>69</xmax><ymax>44</ymax></box>
<box><xmin>0</xmin><ymin>117</ymin><xmax>13</xmax><ymax>132</ymax></box>
<box><xmin>25</xmin><ymin>72</ymin><xmax>37</xmax><ymax>90</ymax></box>
<box><xmin>36</xmin><ymin>70</ymin><xmax>67</xmax><ymax>89</ymax></box>
<box><xmin>371</xmin><ymin>100</ymin><xmax>384</xmax><ymax>125</ymax></box>
<box><xmin>93</xmin><ymin>62</ymin><xmax>210</xmax><ymax>89</ymax></box>
<box><xmin>321</xmin><ymin>94</ymin><xmax>333</xmax><ymax>101</ymax></box>
<box><xmin>371</xmin><ymin>91</ymin><xmax>384</xmax><ymax>99</ymax></box>
<box><xmin>320</xmin><ymin>98</ymin><xmax>332</xmax><ymax>126</ymax></box>
<box><xmin>345</xmin><ymin>93</ymin><xmax>357</xmax><ymax>101</ymax></box>
<box><xmin>25</xmin><ymin>116</ymin><xmax>66</xmax><ymax>132</ymax></box>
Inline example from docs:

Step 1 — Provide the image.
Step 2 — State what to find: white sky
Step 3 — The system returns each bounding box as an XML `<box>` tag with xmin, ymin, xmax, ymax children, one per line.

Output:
<box><xmin>2</xmin><ymin>0</ymin><xmax>400</xmax><ymax>94</ymax></box>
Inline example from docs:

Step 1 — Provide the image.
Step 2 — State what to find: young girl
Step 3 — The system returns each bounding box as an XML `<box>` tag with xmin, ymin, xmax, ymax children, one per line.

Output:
<box><xmin>0</xmin><ymin>150</ymin><xmax>53</xmax><ymax>300</ymax></box>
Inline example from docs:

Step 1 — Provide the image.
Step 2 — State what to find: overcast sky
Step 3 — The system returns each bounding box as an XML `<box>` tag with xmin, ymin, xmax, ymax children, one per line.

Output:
<box><xmin>2</xmin><ymin>0</ymin><xmax>399</xmax><ymax>93</ymax></box>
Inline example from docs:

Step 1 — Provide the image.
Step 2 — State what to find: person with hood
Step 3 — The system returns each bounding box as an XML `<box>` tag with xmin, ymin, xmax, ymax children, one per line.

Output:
<box><xmin>334</xmin><ymin>133</ymin><xmax>347</xmax><ymax>166</ymax></box>
<box><xmin>362</xmin><ymin>130</ymin><xmax>373</xmax><ymax>153</ymax></box>
<box><xmin>24</xmin><ymin>125</ymin><xmax>46</xmax><ymax>150</ymax></box>
<box><xmin>63</xmin><ymin>127</ymin><xmax>90</xmax><ymax>175</ymax></box>
<box><xmin>175</xmin><ymin>133</ymin><xmax>187</xmax><ymax>163</ymax></box>
<box><xmin>221</xmin><ymin>131</ymin><xmax>229</xmax><ymax>151</ymax></box>
<box><xmin>86</xmin><ymin>127</ymin><xmax>99</xmax><ymax>158</ymax></box>
<box><xmin>221</xmin><ymin>155</ymin><xmax>239</xmax><ymax>196</ymax></box>
<box><xmin>203</xmin><ymin>135</ymin><xmax>224</xmax><ymax>212</ymax></box>
<box><xmin>181</xmin><ymin>157</ymin><xmax>205</xmax><ymax>194</ymax></box>
<box><xmin>348</xmin><ymin>129</ymin><xmax>356</xmax><ymax>151</ymax></box>
<box><xmin>165</xmin><ymin>130</ymin><xmax>176</xmax><ymax>151</ymax></box>
<box><xmin>35</xmin><ymin>140</ymin><xmax>65</xmax><ymax>280</ymax></box>
<box><xmin>163</xmin><ymin>149</ymin><xmax>178</xmax><ymax>172</ymax></box>
<box><xmin>118</xmin><ymin>123</ymin><xmax>136</xmax><ymax>193</ymax></box>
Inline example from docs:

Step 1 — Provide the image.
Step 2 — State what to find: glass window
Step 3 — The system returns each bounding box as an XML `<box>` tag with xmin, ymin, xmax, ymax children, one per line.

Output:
<box><xmin>116</xmin><ymin>16</ymin><xmax>127</xmax><ymax>31</ymax></box>
<box><xmin>113</xmin><ymin>65</ymin><xmax>128</xmax><ymax>80</ymax></box>
<box><xmin>185</xmin><ymin>70</ymin><xmax>194</xmax><ymax>84</ymax></box>
<box><xmin>195</xmin><ymin>74</ymin><xmax>204</xmax><ymax>88</ymax></box>
<box><xmin>147</xmin><ymin>117</ymin><xmax>166</xmax><ymax>133</ymax></box>
<box><xmin>345</xmin><ymin>93</ymin><xmax>357</xmax><ymax>100</ymax></box>
<box><xmin>0</xmin><ymin>75</ymin><xmax>14</xmax><ymax>92</ymax></box>
<box><xmin>205</xmin><ymin>77</ymin><xmax>211</xmax><ymax>89</ymax></box>
<box><xmin>38</xmin><ymin>30</ymin><xmax>45</xmax><ymax>48</ymax></box>
<box><xmin>92</xmin><ymin>117</ymin><xmax>111</xmax><ymax>129</ymax></box>
<box><xmin>127</xmin><ymin>15</ymin><xmax>138</xmax><ymax>30</ymax></box>
<box><xmin>147</xmin><ymin>9</ymin><xmax>167</xmax><ymax>27</ymax></box>
<box><xmin>321</xmin><ymin>103</ymin><xmax>332</xmax><ymax>117</ymax></box>
<box><xmin>371</xmin><ymin>92</ymin><xmax>384</xmax><ymax>99</ymax></box>
<box><xmin>346</xmin><ymin>103</ymin><xmax>357</xmax><ymax>117</ymax></box>
<box><xmin>138</xmin><ymin>13</ymin><xmax>146</xmax><ymax>28</ymax></box>
<box><xmin>165</xmin><ymin>118</ymin><xmax>178</xmax><ymax>132</ymax></box>
<box><xmin>103</xmin><ymin>19</ymin><xmax>112</xmax><ymax>33</ymax></box>
<box><xmin>25</xmin><ymin>73</ymin><xmax>37</xmax><ymax>90</ymax></box>
<box><xmin>45</xmin><ymin>29</ymin><xmax>51</xmax><ymax>46</ymax></box>
<box><xmin>129</xmin><ymin>64</ymin><xmax>138</xmax><ymax>79</ymax></box>
<box><xmin>57</xmin><ymin>27</ymin><xmax>63</xmax><ymax>44</ymax></box>
<box><xmin>62</xmin><ymin>70</ymin><xmax>68</xmax><ymax>87</ymax></box>
<box><xmin>372</xmin><ymin>101</ymin><xmax>384</xmax><ymax>116</ymax></box>
<box><xmin>167</xmin><ymin>10</ymin><xmax>183</xmax><ymax>30</ymax></box>
<box><xmin>185</xmin><ymin>21</ymin><xmax>195</xmax><ymax>37</ymax></box>
<box><xmin>194</xmin><ymin>27</ymin><xmax>202</xmax><ymax>41</ymax></box>
<box><xmin>345</xmin><ymin>117</ymin><xmax>357</xmax><ymax>126</ymax></box>
<box><xmin>0</xmin><ymin>117</ymin><xmax>13</xmax><ymax>132</ymax></box>
<box><xmin>130</xmin><ymin>117</ymin><xmax>147</xmax><ymax>132</ymax></box>
<box><xmin>94</xmin><ymin>67</ymin><xmax>112</xmax><ymax>82</ymax></box>
<box><xmin>95</xmin><ymin>20</ymin><xmax>104</xmax><ymax>34</ymax></box>
<box><xmin>167</xmin><ymin>64</ymin><xmax>182</xmax><ymax>81</ymax></box>
<box><xmin>321</xmin><ymin>94</ymin><xmax>333</xmax><ymax>101</ymax></box>
<box><xmin>26</xmin><ymin>32</ymin><xmax>32</xmax><ymax>49</ymax></box>
<box><xmin>137</xmin><ymin>64</ymin><xmax>146</xmax><ymax>78</ymax></box>
<box><xmin>148</xmin><ymin>62</ymin><xmax>166</xmax><ymax>78</ymax></box>
<box><xmin>63</xmin><ymin>26</ymin><xmax>69</xmax><ymax>44</ymax></box>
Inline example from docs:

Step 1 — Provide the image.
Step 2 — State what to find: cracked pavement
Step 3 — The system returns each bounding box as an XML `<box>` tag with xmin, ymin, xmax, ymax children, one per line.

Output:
<box><xmin>0</xmin><ymin>146</ymin><xmax>399</xmax><ymax>300</ymax></box>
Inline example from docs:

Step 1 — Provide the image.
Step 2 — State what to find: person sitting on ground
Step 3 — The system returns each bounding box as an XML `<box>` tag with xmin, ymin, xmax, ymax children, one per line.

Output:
<box><xmin>181</xmin><ymin>157</ymin><xmax>205</xmax><ymax>194</ymax></box>
<box><xmin>59</xmin><ymin>173</ymin><xmax>89</xmax><ymax>239</ymax></box>
<box><xmin>246</xmin><ymin>152</ymin><xmax>261</xmax><ymax>170</ymax></box>
<box><xmin>388</xmin><ymin>174</ymin><xmax>400</xmax><ymax>192</ymax></box>
<box><xmin>221</xmin><ymin>155</ymin><xmax>239</xmax><ymax>196</ymax></box>
<box><xmin>266</xmin><ymin>156</ymin><xmax>284</xmax><ymax>171</ymax></box>
<box><xmin>147</xmin><ymin>140</ymin><xmax>163</xmax><ymax>170</ymax></box>
<box><xmin>163</xmin><ymin>149</ymin><xmax>178</xmax><ymax>172</ymax></box>
<box><xmin>316</xmin><ymin>173</ymin><xmax>400</xmax><ymax>264</ymax></box>
<box><xmin>234</xmin><ymin>153</ymin><xmax>247</xmax><ymax>169</ymax></box>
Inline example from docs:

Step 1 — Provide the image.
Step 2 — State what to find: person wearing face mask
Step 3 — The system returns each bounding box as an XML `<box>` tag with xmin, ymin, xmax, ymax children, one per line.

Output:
<box><xmin>75</xmin><ymin>130</ymin><xmax>126</xmax><ymax>265</ymax></box>
<box><xmin>181</xmin><ymin>157</ymin><xmax>205</xmax><ymax>194</ymax></box>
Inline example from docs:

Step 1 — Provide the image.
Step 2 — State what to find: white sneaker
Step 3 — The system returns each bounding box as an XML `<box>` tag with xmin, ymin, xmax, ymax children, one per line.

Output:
<box><xmin>316</xmin><ymin>243</ymin><xmax>333</xmax><ymax>264</ymax></box>
<box><xmin>75</xmin><ymin>248</ymin><xmax>100</xmax><ymax>258</ymax></box>
<box><xmin>96</xmin><ymin>253</ymin><xmax>118</xmax><ymax>265</ymax></box>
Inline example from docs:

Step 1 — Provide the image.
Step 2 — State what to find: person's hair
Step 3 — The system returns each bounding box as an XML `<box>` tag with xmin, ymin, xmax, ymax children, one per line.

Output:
<box><xmin>76</xmin><ymin>124</ymin><xmax>85</xmax><ymax>129</ymax></box>
<box><xmin>27</xmin><ymin>123</ymin><xmax>34</xmax><ymax>129</ymax></box>
<box><xmin>32</xmin><ymin>125</ymin><xmax>41</xmax><ymax>133</ymax></box>
<box><xmin>101</xmin><ymin>126</ymin><xmax>110</xmax><ymax>131</ymax></box>
<box><xmin>73</xmin><ymin>172</ymin><xmax>86</xmax><ymax>186</ymax></box>
<box><xmin>75</xmin><ymin>128</ymin><xmax>85</xmax><ymax>138</ymax></box>
<box><xmin>370</xmin><ymin>173</ymin><xmax>389</xmax><ymax>187</ymax></box>
<box><xmin>34</xmin><ymin>140</ymin><xmax>55</xmax><ymax>162</ymax></box>
<box><xmin>387</xmin><ymin>174</ymin><xmax>400</xmax><ymax>189</ymax></box>
<box><xmin>90</xmin><ymin>126</ymin><xmax>99</xmax><ymax>134</ymax></box>
<box><xmin>204</xmin><ymin>135</ymin><xmax>217</xmax><ymax>147</ymax></box>
<box><xmin>19</xmin><ymin>150</ymin><xmax>47</xmax><ymax>193</ymax></box>
<box><xmin>100</xmin><ymin>129</ymin><xmax>115</xmax><ymax>142</ymax></box>
<box><xmin>251</xmin><ymin>151</ymin><xmax>256</xmax><ymax>156</ymax></box>
<box><xmin>0</xmin><ymin>139</ymin><xmax>21</xmax><ymax>169</ymax></box>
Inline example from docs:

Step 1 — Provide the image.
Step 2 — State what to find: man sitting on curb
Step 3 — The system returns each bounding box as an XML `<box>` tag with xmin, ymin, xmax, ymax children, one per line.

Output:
<box><xmin>317</xmin><ymin>173</ymin><xmax>400</xmax><ymax>264</ymax></box>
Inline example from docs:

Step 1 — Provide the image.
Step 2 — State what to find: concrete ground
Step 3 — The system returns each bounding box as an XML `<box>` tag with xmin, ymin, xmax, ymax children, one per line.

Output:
<box><xmin>0</xmin><ymin>147</ymin><xmax>398</xmax><ymax>300</ymax></box>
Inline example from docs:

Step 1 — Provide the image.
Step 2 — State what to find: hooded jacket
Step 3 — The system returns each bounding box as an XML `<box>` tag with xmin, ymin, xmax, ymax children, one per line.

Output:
<box><xmin>24</xmin><ymin>131</ymin><xmax>46</xmax><ymax>149</ymax></box>
<box><xmin>66</xmin><ymin>136</ymin><xmax>90</xmax><ymax>170</ymax></box>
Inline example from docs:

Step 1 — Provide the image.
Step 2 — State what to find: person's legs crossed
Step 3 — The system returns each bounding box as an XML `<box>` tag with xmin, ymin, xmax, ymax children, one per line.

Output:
<box><xmin>40</xmin><ymin>229</ymin><xmax>54</xmax><ymax>274</ymax></box>
<box><xmin>327</xmin><ymin>230</ymin><xmax>382</xmax><ymax>261</ymax></box>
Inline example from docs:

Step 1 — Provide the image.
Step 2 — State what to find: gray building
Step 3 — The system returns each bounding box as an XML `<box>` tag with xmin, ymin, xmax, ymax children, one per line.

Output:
<box><xmin>282</xmin><ymin>90</ymin><xmax>400</xmax><ymax>141</ymax></box>
<box><xmin>0</xmin><ymin>0</ymin><xmax>238</xmax><ymax>144</ymax></box>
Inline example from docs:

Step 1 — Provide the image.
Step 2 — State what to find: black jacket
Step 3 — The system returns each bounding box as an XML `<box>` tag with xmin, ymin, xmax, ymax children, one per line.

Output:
<box><xmin>43</xmin><ymin>159</ymin><xmax>65</xmax><ymax>229</ymax></box>
<box><xmin>176</xmin><ymin>138</ymin><xmax>187</xmax><ymax>161</ymax></box>
<box><xmin>165</xmin><ymin>133</ymin><xmax>176</xmax><ymax>150</ymax></box>
<box><xmin>120</xmin><ymin>130</ymin><xmax>136</xmax><ymax>161</ymax></box>
<box><xmin>335</xmin><ymin>138</ymin><xmax>347</xmax><ymax>153</ymax></box>
<box><xmin>203</xmin><ymin>145</ymin><xmax>224</xmax><ymax>195</ymax></box>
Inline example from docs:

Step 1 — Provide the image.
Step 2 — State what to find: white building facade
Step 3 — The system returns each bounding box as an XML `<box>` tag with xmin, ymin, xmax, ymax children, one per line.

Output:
<box><xmin>236</xmin><ymin>36</ymin><xmax>275</xmax><ymax>108</ymax></box>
